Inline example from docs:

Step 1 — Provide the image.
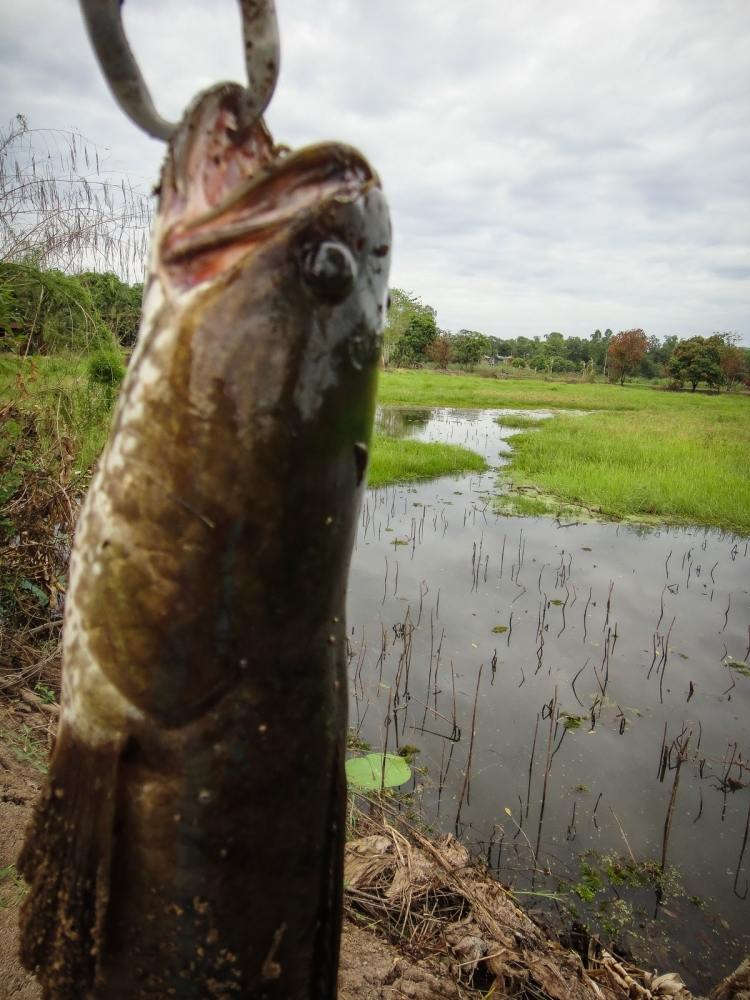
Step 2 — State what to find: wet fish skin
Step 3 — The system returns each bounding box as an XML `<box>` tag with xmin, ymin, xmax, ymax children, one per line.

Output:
<box><xmin>19</xmin><ymin>83</ymin><xmax>391</xmax><ymax>998</ymax></box>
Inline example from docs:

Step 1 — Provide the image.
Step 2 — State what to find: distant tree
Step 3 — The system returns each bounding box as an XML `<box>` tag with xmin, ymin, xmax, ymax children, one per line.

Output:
<box><xmin>589</xmin><ymin>329</ymin><xmax>611</xmax><ymax>373</ymax></box>
<box><xmin>390</xmin><ymin>310</ymin><xmax>438</xmax><ymax>367</ymax></box>
<box><xmin>607</xmin><ymin>328</ymin><xmax>648</xmax><ymax>385</ymax></box>
<box><xmin>668</xmin><ymin>336</ymin><xmax>723</xmax><ymax>391</ymax></box>
<box><xmin>513</xmin><ymin>336</ymin><xmax>535</xmax><ymax>359</ymax></box>
<box><xmin>719</xmin><ymin>345</ymin><xmax>746</xmax><ymax>390</ymax></box>
<box><xmin>425</xmin><ymin>333</ymin><xmax>453</xmax><ymax>369</ymax></box>
<box><xmin>452</xmin><ymin>330</ymin><xmax>490</xmax><ymax>366</ymax></box>
<box><xmin>565</xmin><ymin>336</ymin><xmax>591</xmax><ymax>364</ymax></box>
<box><xmin>545</xmin><ymin>331</ymin><xmax>566</xmax><ymax>356</ymax></box>
<box><xmin>381</xmin><ymin>289</ymin><xmax>436</xmax><ymax>366</ymax></box>
<box><xmin>711</xmin><ymin>334</ymin><xmax>747</xmax><ymax>391</ymax></box>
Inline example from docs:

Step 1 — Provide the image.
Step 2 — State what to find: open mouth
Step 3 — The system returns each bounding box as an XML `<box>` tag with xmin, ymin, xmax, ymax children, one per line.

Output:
<box><xmin>159</xmin><ymin>86</ymin><xmax>377</xmax><ymax>284</ymax></box>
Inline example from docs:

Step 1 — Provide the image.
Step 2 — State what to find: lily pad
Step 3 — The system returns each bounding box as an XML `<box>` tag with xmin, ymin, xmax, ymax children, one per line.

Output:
<box><xmin>346</xmin><ymin>753</ymin><xmax>412</xmax><ymax>792</ymax></box>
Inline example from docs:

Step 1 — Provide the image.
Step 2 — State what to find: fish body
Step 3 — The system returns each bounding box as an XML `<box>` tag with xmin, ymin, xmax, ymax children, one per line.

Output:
<box><xmin>19</xmin><ymin>83</ymin><xmax>390</xmax><ymax>998</ymax></box>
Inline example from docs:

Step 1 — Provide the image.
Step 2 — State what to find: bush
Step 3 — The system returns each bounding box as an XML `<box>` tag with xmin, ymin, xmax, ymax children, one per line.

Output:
<box><xmin>87</xmin><ymin>350</ymin><xmax>126</xmax><ymax>388</ymax></box>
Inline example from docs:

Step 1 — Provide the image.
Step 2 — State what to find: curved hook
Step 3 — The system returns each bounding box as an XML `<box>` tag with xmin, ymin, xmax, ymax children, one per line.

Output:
<box><xmin>78</xmin><ymin>0</ymin><xmax>280</xmax><ymax>141</ymax></box>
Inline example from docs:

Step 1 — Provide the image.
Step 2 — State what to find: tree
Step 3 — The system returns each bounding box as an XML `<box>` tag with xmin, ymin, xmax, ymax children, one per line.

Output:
<box><xmin>668</xmin><ymin>336</ymin><xmax>723</xmax><ymax>391</ymax></box>
<box><xmin>719</xmin><ymin>345</ymin><xmax>746</xmax><ymax>390</ymax></box>
<box><xmin>390</xmin><ymin>310</ymin><xmax>438</xmax><ymax>366</ymax></box>
<box><xmin>452</xmin><ymin>330</ymin><xmax>490</xmax><ymax>366</ymax></box>
<box><xmin>607</xmin><ymin>328</ymin><xmax>648</xmax><ymax>385</ymax></box>
<box><xmin>381</xmin><ymin>289</ymin><xmax>436</xmax><ymax>366</ymax></box>
<box><xmin>425</xmin><ymin>333</ymin><xmax>453</xmax><ymax>368</ymax></box>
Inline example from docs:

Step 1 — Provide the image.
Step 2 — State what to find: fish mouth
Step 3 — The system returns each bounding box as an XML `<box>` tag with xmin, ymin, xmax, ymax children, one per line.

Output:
<box><xmin>159</xmin><ymin>85</ymin><xmax>377</xmax><ymax>286</ymax></box>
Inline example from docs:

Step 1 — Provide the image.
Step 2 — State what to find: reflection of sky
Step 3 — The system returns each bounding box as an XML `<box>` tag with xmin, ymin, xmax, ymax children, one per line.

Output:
<box><xmin>349</xmin><ymin>408</ymin><xmax>750</xmax><ymax>990</ymax></box>
<box><xmin>374</xmin><ymin>406</ymin><xmax>554</xmax><ymax>466</ymax></box>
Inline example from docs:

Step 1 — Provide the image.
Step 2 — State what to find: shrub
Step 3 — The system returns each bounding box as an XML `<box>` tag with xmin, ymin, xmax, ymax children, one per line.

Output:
<box><xmin>87</xmin><ymin>350</ymin><xmax>126</xmax><ymax>388</ymax></box>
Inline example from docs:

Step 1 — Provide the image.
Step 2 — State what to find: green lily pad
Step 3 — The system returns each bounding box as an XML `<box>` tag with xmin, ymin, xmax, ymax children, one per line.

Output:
<box><xmin>346</xmin><ymin>753</ymin><xmax>412</xmax><ymax>792</ymax></box>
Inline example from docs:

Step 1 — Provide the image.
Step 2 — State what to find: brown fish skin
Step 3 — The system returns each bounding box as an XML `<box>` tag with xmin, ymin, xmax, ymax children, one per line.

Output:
<box><xmin>18</xmin><ymin>83</ymin><xmax>391</xmax><ymax>998</ymax></box>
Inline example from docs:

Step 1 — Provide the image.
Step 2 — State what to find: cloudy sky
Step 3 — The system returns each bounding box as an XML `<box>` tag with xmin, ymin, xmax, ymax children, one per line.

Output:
<box><xmin>2</xmin><ymin>0</ymin><xmax>749</xmax><ymax>342</ymax></box>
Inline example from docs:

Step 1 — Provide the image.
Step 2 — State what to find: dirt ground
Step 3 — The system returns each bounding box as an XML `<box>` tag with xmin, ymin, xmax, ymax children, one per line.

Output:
<box><xmin>1</xmin><ymin>697</ymin><xmax>747</xmax><ymax>1000</ymax></box>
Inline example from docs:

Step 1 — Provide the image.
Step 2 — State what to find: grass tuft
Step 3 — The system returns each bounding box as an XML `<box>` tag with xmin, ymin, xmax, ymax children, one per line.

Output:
<box><xmin>368</xmin><ymin>433</ymin><xmax>487</xmax><ymax>488</ymax></box>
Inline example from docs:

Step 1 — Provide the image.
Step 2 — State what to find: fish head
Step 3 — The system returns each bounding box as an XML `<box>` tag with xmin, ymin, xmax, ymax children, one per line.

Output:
<box><xmin>75</xmin><ymin>84</ymin><xmax>391</xmax><ymax>724</ymax></box>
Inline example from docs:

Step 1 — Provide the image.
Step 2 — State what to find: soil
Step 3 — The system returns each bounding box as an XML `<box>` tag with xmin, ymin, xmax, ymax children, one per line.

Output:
<box><xmin>1</xmin><ymin>696</ymin><xmax>746</xmax><ymax>1000</ymax></box>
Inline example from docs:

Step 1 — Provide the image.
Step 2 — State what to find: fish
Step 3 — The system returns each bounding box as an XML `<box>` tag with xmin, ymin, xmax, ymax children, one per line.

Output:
<box><xmin>18</xmin><ymin>82</ymin><xmax>391</xmax><ymax>999</ymax></box>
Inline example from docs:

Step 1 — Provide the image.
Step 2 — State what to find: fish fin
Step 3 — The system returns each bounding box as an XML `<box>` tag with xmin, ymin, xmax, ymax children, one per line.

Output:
<box><xmin>17</xmin><ymin>721</ymin><xmax>124</xmax><ymax>999</ymax></box>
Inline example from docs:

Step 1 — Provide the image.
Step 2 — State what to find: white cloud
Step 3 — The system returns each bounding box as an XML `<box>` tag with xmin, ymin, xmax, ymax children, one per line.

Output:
<box><xmin>1</xmin><ymin>0</ymin><xmax>748</xmax><ymax>341</ymax></box>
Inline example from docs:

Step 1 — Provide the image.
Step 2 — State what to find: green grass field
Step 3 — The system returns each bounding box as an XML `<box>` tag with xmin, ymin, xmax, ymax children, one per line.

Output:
<box><xmin>378</xmin><ymin>369</ymin><xmax>750</xmax><ymax>534</ymax></box>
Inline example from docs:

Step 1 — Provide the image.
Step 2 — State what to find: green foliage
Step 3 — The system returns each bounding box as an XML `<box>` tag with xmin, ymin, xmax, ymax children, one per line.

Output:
<box><xmin>391</xmin><ymin>311</ymin><xmax>438</xmax><ymax>367</ymax></box>
<box><xmin>382</xmin><ymin>289</ymin><xmax>437</xmax><ymax>366</ymax></box>
<box><xmin>346</xmin><ymin>753</ymin><xmax>412</xmax><ymax>791</ymax></box>
<box><xmin>452</xmin><ymin>331</ymin><xmax>490</xmax><ymax>366</ymax></box>
<box><xmin>79</xmin><ymin>272</ymin><xmax>142</xmax><ymax>347</ymax></box>
<box><xmin>0</xmin><ymin>262</ymin><xmax>140</xmax><ymax>356</ymax></box>
<box><xmin>668</xmin><ymin>336</ymin><xmax>723</xmax><ymax>391</ymax></box>
<box><xmin>87</xmin><ymin>349</ymin><xmax>126</xmax><ymax>388</ymax></box>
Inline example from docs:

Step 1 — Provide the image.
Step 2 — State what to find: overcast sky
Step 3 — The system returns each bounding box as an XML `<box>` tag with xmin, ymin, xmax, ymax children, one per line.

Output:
<box><xmin>2</xmin><ymin>0</ymin><xmax>749</xmax><ymax>342</ymax></box>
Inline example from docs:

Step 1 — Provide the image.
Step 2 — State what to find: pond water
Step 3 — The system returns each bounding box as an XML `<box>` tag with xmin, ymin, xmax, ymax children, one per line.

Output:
<box><xmin>347</xmin><ymin>406</ymin><xmax>750</xmax><ymax>992</ymax></box>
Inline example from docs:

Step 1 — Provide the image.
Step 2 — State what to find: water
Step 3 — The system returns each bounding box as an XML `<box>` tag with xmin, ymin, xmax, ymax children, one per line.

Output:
<box><xmin>347</xmin><ymin>406</ymin><xmax>750</xmax><ymax>992</ymax></box>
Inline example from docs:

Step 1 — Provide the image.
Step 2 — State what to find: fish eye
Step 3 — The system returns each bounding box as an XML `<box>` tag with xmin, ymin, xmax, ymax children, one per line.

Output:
<box><xmin>301</xmin><ymin>241</ymin><xmax>357</xmax><ymax>303</ymax></box>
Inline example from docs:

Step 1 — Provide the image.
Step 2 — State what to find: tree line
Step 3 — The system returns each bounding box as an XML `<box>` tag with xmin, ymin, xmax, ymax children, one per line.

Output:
<box><xmin>383</xmin><ymin>289</ymin><xmax>749</xmax><ymax>390</ymax></box>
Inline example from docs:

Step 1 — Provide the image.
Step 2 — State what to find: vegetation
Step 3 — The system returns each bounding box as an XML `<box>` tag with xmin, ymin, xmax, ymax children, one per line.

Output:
<box><xmin>368</xmin><ymin>432</ymin><xmax>488</xmax><ymax>488</ymax></box>
<box><xmin>607</xmin><ymin>328</ymin><xmax>647</xmax><ymax>385</ymax></box>
<box><xmin>382</xmin><ymin>287</ymin><xmax>749</xmax><ymax>389</ymax></box>
<box><xmin>668</xmin><ymin>335</ymin><xmax>724</xmax><ymax>391</ymax></box>
<box><xmin>379</xmin><ymin>369</ymin><xmax>750</xmax><ymax>533</ymax></box>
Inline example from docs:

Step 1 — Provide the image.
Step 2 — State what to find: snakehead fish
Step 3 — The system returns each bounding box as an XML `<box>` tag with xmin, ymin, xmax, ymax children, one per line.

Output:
<box><xmin>19</xmin><ymin>82</ymin><xmax>391</xmax><ymax>999</ymax></box>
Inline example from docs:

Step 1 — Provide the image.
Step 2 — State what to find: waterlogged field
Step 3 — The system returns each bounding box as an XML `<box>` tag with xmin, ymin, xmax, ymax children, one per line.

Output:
<box><xmin>379</xmin><ymin>370</ymin><xmax>750</xmax><ymax>534</ymax></box>
<box><xmin>347</xmin><ymin>407</ymin><xmax>750</xmax><ymax>993</ymax></box>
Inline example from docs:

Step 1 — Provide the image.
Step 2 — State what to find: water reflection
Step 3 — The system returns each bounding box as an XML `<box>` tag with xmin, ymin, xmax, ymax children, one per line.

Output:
<box><xmin>348</xmin><ymin>407</ymin><xmax>750</xmax><ymax>992</ymax></box>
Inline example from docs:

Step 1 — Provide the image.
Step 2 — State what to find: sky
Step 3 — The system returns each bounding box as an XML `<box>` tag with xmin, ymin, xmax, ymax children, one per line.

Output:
<box><xmin>2</xmin><ymin>0</ymin><xmax>749</xmax><ymax>343</ymax></box>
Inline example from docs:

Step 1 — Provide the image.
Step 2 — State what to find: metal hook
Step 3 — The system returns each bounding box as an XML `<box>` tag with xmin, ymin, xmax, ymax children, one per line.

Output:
<box><xmin>78</xmin><ymin>0</ymin><xmax>280</xmax><ymax>141</ymax></box>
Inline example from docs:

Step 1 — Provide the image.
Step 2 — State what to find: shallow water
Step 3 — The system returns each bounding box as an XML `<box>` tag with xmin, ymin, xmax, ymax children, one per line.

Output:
<box><xmin>347</xmin><ymin>406</ymin><xmax>750</xmax><ymax>992</ymax></box>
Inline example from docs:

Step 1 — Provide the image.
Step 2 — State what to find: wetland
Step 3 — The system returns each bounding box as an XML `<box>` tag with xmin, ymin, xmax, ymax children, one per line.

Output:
<box><xmin>347</xmin><ymin>403</ymin><xmax>750</xmax><ymax>993</ymax></box>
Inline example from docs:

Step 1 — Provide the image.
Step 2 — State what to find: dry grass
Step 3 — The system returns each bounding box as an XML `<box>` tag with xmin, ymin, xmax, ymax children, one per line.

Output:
<box><xmin>344</xmin><ymin>798</ymin><xmax>695</xmax><ymax>1000</ymax></box>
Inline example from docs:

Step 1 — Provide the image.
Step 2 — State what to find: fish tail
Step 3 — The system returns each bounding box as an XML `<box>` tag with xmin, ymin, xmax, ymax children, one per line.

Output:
<box><xmin>17</xmin><ymin>722</ymin><xmax>123</xmax><ymax>999</ymax></box>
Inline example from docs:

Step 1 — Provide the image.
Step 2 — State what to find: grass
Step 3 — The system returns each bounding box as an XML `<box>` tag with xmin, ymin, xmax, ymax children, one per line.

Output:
<box><xmin>0</xmin><ymin>354</ymin><xmax>116</xmax><ymax>473</ymax></box>
<box><xmin>378</xmin><ymin>370</ymin><xmax>750</xmax><ymax>534</ymax></box>
<box><xmin>495</xmin><ymin>412</ymin><xmax>549</xmax><ymax>429</ymax></box>
<box><xmin>368</xmin><ymin>433</ymin><xmax>487</xmax><ymax>488</ymax></box>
